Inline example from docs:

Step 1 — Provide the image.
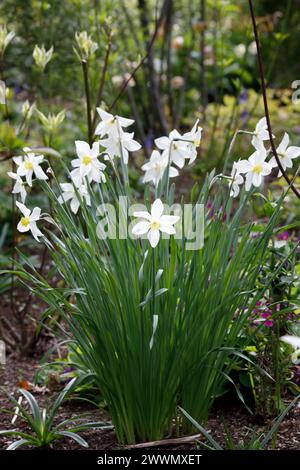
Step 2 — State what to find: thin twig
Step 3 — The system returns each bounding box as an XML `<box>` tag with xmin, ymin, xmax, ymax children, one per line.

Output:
<box><xmin>248</xmin><ymin>0</ymin><xmax>300</xmax><ymax>199</ymax></box>
<box><xmin>91</xmin><ymin>34</ymin><xmax>112</xmax><ymax>136</ymax></box>
<box><xmin>200</xmin><ymin>0</ymin><xmax>208</xmax><ymax>116</ymax></box>
<box><xmin>81</xmin><ymin>60</ymin><xmax>93</xmax><ymax>145</ymax></box>
<box><xmin>127</xmin><ymin>434</ymin><xmax>201</xmax><ymax>449</ymax></box>
<box><xmin>109</xmin><ymin>0</ymin><xmax>171</xmax><ymax>117</ymax></box>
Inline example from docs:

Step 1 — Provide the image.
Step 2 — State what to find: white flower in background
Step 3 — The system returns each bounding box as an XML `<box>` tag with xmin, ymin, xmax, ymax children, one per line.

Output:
<box><xmin>75</xmin><ymin>31</ymin><xmax>98</xmax><ymax>60</ymax></box>
<box><xmin>234</xmin><ymin>43</ymin><xmax>246</xmax><ymax>58</ymax></box>
<box><xmin>229</xmin><ymin>162</ymin><xmax>244</xmax><ymax>198</ymax></box>
<box><xmin>33</xmin><ymin>44</ymin><xmax>54</xmax><ymax>71</ymax></box>
<box><xmin>269</xmin><ymin>132</ymin><xmax>300</xmax><ymax>176</ymax></box>
<box><xmin>251</xmin><ymin>117</ymin><xmax>271</xmax><ymax>148</ymax></box>
<box><xmin>236</xmin><ymin>146</ymin><xmax>272</xmax><ymax>191</ymax></box>
<box><xmin>100</xmin><ymin>132</ymin><xmax>141</xmax><ymax>165</ymax></box>
<box><xmin>171</xmin><ymin>76</ymin><xmax>184</xmax><ymax>89</ymax></box>
<box><xmin>70</xmin><ymin>140</ymin><xmax>106</xmax><ymax>185</ymax></box>
<box><xmin>142</xmin><ymin>150</ymin><xmax>178</xmax><ymax>187</ymax></box>
<box><xmin>155</xmin><ymin>130</ymin><xmax>188</xmax><ymax>169</ymax></box>
<box><xmin>58</xmin><ymin>182</ymin><xmax>91</xmax><ymax>215</ymax></box>
<box><xmin>16</xmin><ymin>202</ymin><xmax>43</xmax><ymax>241</ymax></box>
<box><xmin>0</xmin><ymin>80</ymin><xmax>6</xmax><ymax>105</ymax></box>
<box><xmin>0</xmin><ymin>25</ymin><xmax>15</xmax><ymax>55</ymax></box>
<box><xmin>132</xmin><ymin>198</ymin><xmax>180</xmax><ymax>248</ymax></box>
<box><xmin>95</xmin><ymin>108</ymin><xmax>134</xmax><ymax>138</ymax></box>
<box><xmin>7</xmin><ymin>172</ymin><xmax>27</xmax><ymax>202</ymax></box>
<box><xmin>182</xmin><ymin>120</ymin><xmax>202</xmax><ymax>164</ymax></box>
<box><xmin>248</xmin><ymin>41</ymin><xmax>257</xmax><ymax>55</ymax></box>
<box><xmin>14</xmin><ymin>151</ymin><xmax>48</xmax><ymax>186</ymax></box>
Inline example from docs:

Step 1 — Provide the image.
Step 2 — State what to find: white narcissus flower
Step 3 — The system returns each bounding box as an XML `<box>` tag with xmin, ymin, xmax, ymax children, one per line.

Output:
<box><xmin>236</xmin><ymin>146</ymin><xmax>272</xmax><ymax>191</ymax></box>
<box><xmin>95</xmin><ymin>107</ymin><xmax>134</xmax><ymax>138</ymax></box>
<box><xmin>182</xmin><ymin>120</ymin><xmax>202</xmax><ymax>164</ymax></box>
<box><xmin>16</xmin><ymin>202</ymin><xmax>43</xmax><ymax>241</ymax></box>
<box><xmin>251</xmin><ymin>117</ymin><xmax>272</xmax><ymax>148</ymax></box>
<box><xmin>155</xmin><ymin>130</ymin><xmax>189</xmax><ymax>169</ymax></box>
<box><xmin>100</xmin><ymin>132</ymin><xmax>141</xmax><ymax>165</ymax></box>
<box><xmin>14</xmin><ymin>151</ymin><xmax>48</xmax><ymax>187</ymax></box>
<box><xmin>142</xmin><ymin>150</ymin><xmax>179</xmax><ymax>187</ymax></box>
<box><xmin>229</xmin><ymin>162</ymin><xmax>244</xmax><ymax>198</ymax></box>
<box><xmin>7</xmin><ymin>172</ymin><xmax>27</xmax><ymax>202</ymax></box>
<box><xmin>58</xmin><ymin>182</ymin><xmax>91</xmax><ymax>215</ymax></box>
<box><xmin>132</xmin><ymin>198</ymin><xmax>180</xmax><ymax>248</ymax></box>
<box><xmin>269</xmin><ymin>132</ymin><xmax>300</xmax><ymax>176</ymax></box>
<box><xmin>70</xmin><ymin>140</ymin><xmax>106</xmax><ymax>185</ymax></box>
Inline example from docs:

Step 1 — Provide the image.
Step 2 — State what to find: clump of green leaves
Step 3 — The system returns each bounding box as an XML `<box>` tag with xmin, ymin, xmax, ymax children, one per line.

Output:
<box><xmin>0</xmin><ymin>378</ymin><xmax>112</xmax><ymax>450</ymax></box>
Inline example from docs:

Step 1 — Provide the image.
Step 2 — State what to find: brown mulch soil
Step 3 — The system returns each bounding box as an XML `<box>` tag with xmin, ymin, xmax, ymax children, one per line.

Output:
<box><xmin>0</xmin><ymin>354</ymin><xmax>300</xmax><ymax>451</ymax></box>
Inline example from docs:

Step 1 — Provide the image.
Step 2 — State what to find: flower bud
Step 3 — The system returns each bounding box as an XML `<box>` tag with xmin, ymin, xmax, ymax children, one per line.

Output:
<box><xmin>22</xmin><ymin>100</ymin><xmax>35</xmax><ymax>119</ymax></box>
<box><xmin>0</xmin><ymin>25</ymin><xmax>15</xmax><ymax>56</ymax></box>
<box><xmin>33</xmin><ymin>45</ymin><xmax>54</xmax><ymax>71</ymax></box>
<box><xmin>75</xmin><ymin>31</ymin><xmax>98</xmax><ymax>60</ymax></box>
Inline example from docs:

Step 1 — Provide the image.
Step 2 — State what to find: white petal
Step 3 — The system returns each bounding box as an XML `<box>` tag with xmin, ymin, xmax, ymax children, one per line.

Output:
<box><xmin>277</xmin><ymin>133</ymin><xmax>289</xmax><ymax>154</ymax></box>
<box><xmin>70</xmin><ymin>197</ymin><xmax>80</xmax><ymax>214</ymax></box>
<box><xmin>252</xmin><ymin>172</ymin><xmax>262</xmax><ymax>187</ymax></box>
<box><xmin>236</xmin><ymin>160</ymin><xmax>252</xmax><ymax>173</ymax></box>
<box><xmin>147</xmin><ymin>229</ymin><xmax>160</xmax><ymax>248</ymax></box>
<box><xmin>286</xmin><ymin>146</ymin><xmax>300</xmax><ymax>159</ymax></box>
<box><xmin>133</xmin><ymin>211</ymin><xmax>152</xmax><ymax>221</ymax></box>
<box><xmin>30</xmin><ymin>207</ymin><xmax>41</xmax><ymax>221</ymax></box>
<box><xmin>117</xmin><ymin>115</ymin><xmax>135</xmax><ymax>128</ymax></box>
<box><xmin>16</xmin><ymin>201</ymin><xmax>30</xmax><ymax>217</ymax></box>
<box><xmin>132</xmin><ymin>221</ymin><xmax>150</xmax><ymax>235</ymax></box>
<box><xmin>17</xmin><ymin>221</ymin><xmax>30</xmax><ymax>233</ymax></box>
<box><xmin>171</xmin><ymin>152</ymin><xmax>185</xmax><ymax>169</ymax></box>
<box><xmin>30</xmin><ymin>222</ymin><xmax>43</xmax><ymax>241</ymax></box>
<box><xmin>75</xmin><ymin>140</ymin><xmax>91</xmax><ymax>158</ymax></box>
<box><xmin>160</xmin><ymin>223</ymin><xmax>176</xmax><ymax>235</ymax></box>
<box><xmin>154</xmin><ymin>136</ymin><xmax>170</xmax><ymax>150</ymax></box>
<box><xmin>96</xmin><ymin>107</ymin><xmax>113</xmax><ymax>121</ymax></box>
<box><xmin>256</xmin><ymin>117</ymin><xmax>266</xmax><ymax>131</ymax></box>
<box><xmin>34</xmin><ymin>165</ymin><xmax>48</xmax><ymax>180</ymax></box>
<box><xmin>25</xmin><ymin>171</ymin><xmax>33</xmax><ymax>187</ymax></box>
<box><xmin>169</xmin><ymin>166</ymin><xmax>179</xmax><ymax>177</ymax></box>
<box><xmin>160</xmin><ymin>215</ymin><xmax>180</xmax><ymax>226</ymax></box>
<box><xmin>261</xmin><ymin>162</ymin><xmax>272</xmax><ymax>176</ymax></box>
<box><xmin>125</xmin><ymin>138</ymin><xmax>141</xmax><ymax>152</ymax></box>
<box><xmin>245</xmin><ymin>173</ymin><xmax>253</xmax><ymax>191</ymax></box>
<box><xmin>90</xmin><ymin>141</ymin><xmax>100</xmax><ymax>158</ymax></box>
<box><xmin>151</xmin><ymin>199</ymin><xmax>164</xmax><ymax>219</ymax></box>
<box><xmin>269</xmin><ymin>156</ymin><xmax>278</xmax><ymax>168</ymax></box>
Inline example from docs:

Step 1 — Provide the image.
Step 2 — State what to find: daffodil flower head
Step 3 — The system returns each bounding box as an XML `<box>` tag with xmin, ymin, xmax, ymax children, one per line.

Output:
<box><xmin>132</xmin><ymin>199</ymin><xmax>180</xmax><ymax>248</ymax></box>
<box><xmin>58</xmin><ymin>181</ymin><xmax>91</xmax><ymax>214</ymax></box>
<box><xmin>16</xmin><ymin>202</ymin><xmax>43</xmax><ymax>241</ymax></box>
<box><xmin>142</xmin><ymin>150</ymin><xmax>179</xmax><ymax>187</ymax></box>
<box><xmin>70</xmin><ymin>140</ymin><xmax>106</xmax><ymax>185</ymax></box>
<box><xmin>7</xmin><ymin>172</ymin><xmax>27</xmax><ymax>203</ymax></box>
<box><xmin>236</xmin><ymin>146</ymin><xmax>272</xmax><ymax>191</ymax></box>
<box><xmin>95</xmin><ymin>107</ymin><xmax>134</xmax><ymax>139</ymax></box>
<box><xmin>269</xmin><ymin>132</ymin><xmax>300</xmax><ymax>176</ymax></box>
<box><xmin>14</xmin><ymin>150</ymin><xmax>48</xmax><ymax>187</ymax></box>
<box><xmin>229</xmin><ymin>162</ymin><xmax>244</xmax><ymax>198</ymax></box>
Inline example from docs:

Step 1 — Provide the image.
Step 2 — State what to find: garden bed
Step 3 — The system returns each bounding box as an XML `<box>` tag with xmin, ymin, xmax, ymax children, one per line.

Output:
<box><xmin>1</xmin><ymin>354</ymin><xmax>299</xmax><ymax>450</ymax></box>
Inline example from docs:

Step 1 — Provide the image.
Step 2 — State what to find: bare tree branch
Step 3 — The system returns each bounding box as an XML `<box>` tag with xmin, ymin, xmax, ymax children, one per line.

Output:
<box><xmin>248</xmin><ymin>0</ymin><xmax>300</xmax><ymax>199</ymax></box>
